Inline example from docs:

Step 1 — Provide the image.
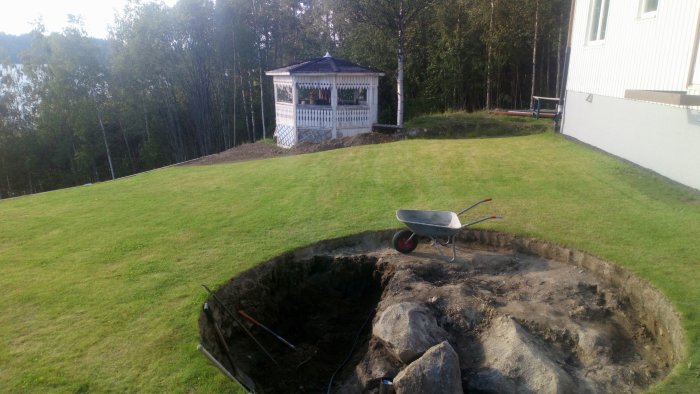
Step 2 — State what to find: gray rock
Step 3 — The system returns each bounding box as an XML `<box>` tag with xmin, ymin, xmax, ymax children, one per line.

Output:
<box><xmin>373</xmin><ymin>302</ymin><xmax>447</xmax><ymax>363</ymax></box>
<box><xmin>334</xmin><ymin>339</ymin><xmax>403</xmax><ymax>393</ymax></box>
<box><xmin>467</xmin><ymin>369</ymin><xmax>516</xmax><ymax>393</ymax></box>
<box><xmin>480</xmin><ymin>316</ymin><xmax>576</xmax><ymax>394</ymax></box>
<box><xmin>393</xmin><ymin>341</ymin><xmax>463</xmax><ymax>394</ymax></box>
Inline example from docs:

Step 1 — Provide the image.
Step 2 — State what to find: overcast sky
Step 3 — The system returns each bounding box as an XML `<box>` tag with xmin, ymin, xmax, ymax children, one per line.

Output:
<box><xmin>0</xmin><ymin>0</ymin><xmax>178</xmax><ymax>39</ymax></box>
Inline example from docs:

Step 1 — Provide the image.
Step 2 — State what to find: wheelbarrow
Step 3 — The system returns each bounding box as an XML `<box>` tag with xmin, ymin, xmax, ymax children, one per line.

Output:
<box><xmin>393</xmin><ymin>198</ymin><xmax>501</xmax><ymax>262</ymax></box>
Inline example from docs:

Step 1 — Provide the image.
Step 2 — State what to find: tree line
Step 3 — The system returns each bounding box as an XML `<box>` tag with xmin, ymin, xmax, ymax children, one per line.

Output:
<box><xmin>0</xmin><ymin>0</ymin><xmax>569</xmax><ymax>197</ymax></box>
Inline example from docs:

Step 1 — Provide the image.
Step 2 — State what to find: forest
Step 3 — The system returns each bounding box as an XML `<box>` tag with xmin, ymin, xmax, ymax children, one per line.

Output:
<box><xmin>0</xmin><ymin>0</ymin><xmax>570</xmax><ymax>197</ymax></box>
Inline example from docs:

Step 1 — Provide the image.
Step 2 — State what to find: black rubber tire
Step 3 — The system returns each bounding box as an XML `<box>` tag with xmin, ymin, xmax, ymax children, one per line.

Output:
<box><xmin>393</xmin><ymin>229</ymin><xmax>418</xmax><ymax>254</ymax></box>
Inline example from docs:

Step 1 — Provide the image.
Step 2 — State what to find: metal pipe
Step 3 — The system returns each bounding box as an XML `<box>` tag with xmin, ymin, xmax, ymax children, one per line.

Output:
<box><xmin>457</xmin><ymin>198</ymin><xmax>492</xmax><ymax>216</ymax></box>
<box><xmin>197</xmin><ymin>344</ymin><xmax>238</xmax><ymax>382</ymax></box>
<box><xmin>238</xmin><ymin>310</ymin><xmax>297</xmax><ymax>351</ymax></box>
<box><xmin>203</xmin><ymin>302</ymin><xmax>237</xmax><ymax>370</ymax></box>
<box><xmin>460</xmin><ymin>215</ymin><xmax>502</xmax><ymax>229</ymax></box>
<box><xmin>450</xmin><ymin>235</ymin><xmax>457</xmax><ymax>262</ymax></box>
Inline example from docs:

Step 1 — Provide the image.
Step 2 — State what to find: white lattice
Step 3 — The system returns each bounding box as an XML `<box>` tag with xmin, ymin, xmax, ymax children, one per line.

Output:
<box><xmin>336</xmin><ymin>75</ymin><xmax>375</xmax><ymax>89</ymax></box>
<box><xmin>296</xmin><ymin>81</ymin><xmax>332</xmax><ymax>89</ymax></box>
<box><xmin>298</xmin><ymin>129</ymin><xmax>332</xmax><ymax>144</ymax></box>
<box><xmin>275</xmin><ymin>124</ymin><xmax>296</xmax><ymax>148</ymax></box>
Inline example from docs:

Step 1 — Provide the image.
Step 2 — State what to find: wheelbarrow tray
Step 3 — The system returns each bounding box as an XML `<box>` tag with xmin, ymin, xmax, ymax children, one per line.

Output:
<box><xmin>396</xmin><ymin>209</ymin><xmax>462</xmax><ymax>238</ymax></box>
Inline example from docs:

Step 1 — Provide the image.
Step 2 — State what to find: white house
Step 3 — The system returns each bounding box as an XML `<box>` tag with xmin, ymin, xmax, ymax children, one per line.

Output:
<box><xmin>562</xmin><ymin>0</ymin><xmax>700</xmax><ymax>190</ymax></box>
<box><xmin>266</xmin><ymin>53</ymin><xmax>384</xmax><ymax>148</ymax></box>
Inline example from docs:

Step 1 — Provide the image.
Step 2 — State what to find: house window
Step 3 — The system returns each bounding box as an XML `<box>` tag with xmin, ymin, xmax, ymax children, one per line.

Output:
<box><xmin>338</xmin><ymin>88</ymin><xmax>367</xmax><ymax>106</ymax></box>
<box><xmin>639</xmin><ymin>0</ymin><xmax>658</xmax><ymax>19</ymax></box>
<box><xmin>587</xmin><ymin>0</ymin><xmax>610</xmax><ymax>43</ymax></box>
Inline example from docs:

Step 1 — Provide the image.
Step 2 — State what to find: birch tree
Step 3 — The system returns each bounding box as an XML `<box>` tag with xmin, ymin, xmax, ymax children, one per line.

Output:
<box><xmin>529</xmin><ymin>0</ymin><xmax>540</xmax><ymax>110</ymax></box>
<box><xmin>336</xmin><ymin>0</ymin><xmax>436</xmax><ymax>127</ymax></box>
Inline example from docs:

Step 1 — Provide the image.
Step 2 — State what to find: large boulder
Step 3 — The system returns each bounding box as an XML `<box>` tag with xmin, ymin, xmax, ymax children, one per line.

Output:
<box><xmin>393</xmin><ymin>341</ymin><xmax>463</xmax><ymax>394</ymax></box>
<box><xmin>373</xmin><ymin>302</ymin><xmax>447</xmax><ymax>363</ymax></box>
<box><xmin>474</xmin><ymin>316</ymin><xmax>576</xmax><ymax>394</ymax></box>
<box><xmin>467</xmin><ymin>369</ymin><xmax>516</xmax><ymax>393</ymax></box>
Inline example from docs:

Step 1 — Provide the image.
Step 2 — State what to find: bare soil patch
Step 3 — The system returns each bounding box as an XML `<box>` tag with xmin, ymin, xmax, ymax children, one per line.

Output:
<box><xmin>183</xmin><ymin>133</ymin><xmax>400</xmax><ymax>166</ymax></box>
<box><xmin>199</xmin><ymin>231</ymin><xmax>682</xmax><ymax>393</ymax></box>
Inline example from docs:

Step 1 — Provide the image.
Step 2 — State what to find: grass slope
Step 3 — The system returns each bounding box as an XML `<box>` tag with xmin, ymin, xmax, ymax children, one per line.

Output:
<box><xmin>1</xmin><ymin>130</ymin><xmax>699</xmax><ymax>392</ymax></box>
<box><xmin>405</xmin><ymin>111</ymin><xmax>550</xmax><ymax>138</ymax></box>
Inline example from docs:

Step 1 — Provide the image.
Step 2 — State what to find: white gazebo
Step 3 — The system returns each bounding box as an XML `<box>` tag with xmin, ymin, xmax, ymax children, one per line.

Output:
<box><xmin>266</xmin><ymin>53</ymin><xmax>384</xmax><ymax>147</ymax></box>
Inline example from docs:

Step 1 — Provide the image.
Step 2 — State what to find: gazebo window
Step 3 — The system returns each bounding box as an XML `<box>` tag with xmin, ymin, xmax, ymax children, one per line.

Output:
<box><xmin>338</xmin><ymin>88</ymin><xmax>368</xmax><ymax>106</ymax></box>
<box><xmin>275</xmin><ymin>84</ymin><xmax>292</xmax><ymax>103</ymax></box>
<box><xmin>298</xmin><ymin>86</ymin><xmax>331</xmax><ymax>105</ymax></box>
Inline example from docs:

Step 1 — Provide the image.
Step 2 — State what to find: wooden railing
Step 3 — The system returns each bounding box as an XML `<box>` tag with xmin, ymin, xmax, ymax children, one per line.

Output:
<box><xmin>336</xmin><ymin>106</ymin><xmax>370</xmax><ymax>129</ymax></box>
<box><xmin>296</xmin><ymin>105</ymin><xmax>370</xmax><ymax>129</ymax></box>
<box><xmin>297</xmin><ymin>105</ymin><xmax>333</xmax><ymax>128</ymax></box>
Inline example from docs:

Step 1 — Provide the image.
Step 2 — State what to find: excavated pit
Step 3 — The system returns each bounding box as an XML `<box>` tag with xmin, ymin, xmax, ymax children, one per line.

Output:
<box><xmin>198</xmin><ymin>230</ymin><xmax>683</xmax><ymax>393</ymax></box>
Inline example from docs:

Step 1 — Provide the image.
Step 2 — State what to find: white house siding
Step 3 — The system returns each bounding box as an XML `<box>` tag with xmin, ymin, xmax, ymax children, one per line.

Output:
<box><xmin>563</xmin><ymin>0</ymin><xmax>700</xmax><ymax>190</ymax></box>
<box><xmin>567</xmin><ymin>1</ymin><xmax>699</xmax><ymax>98</ymax></box>
<box><xmin>565</xmin><ymin>91</ymin><xmax>700</xmax><ymax>190</ymax></box>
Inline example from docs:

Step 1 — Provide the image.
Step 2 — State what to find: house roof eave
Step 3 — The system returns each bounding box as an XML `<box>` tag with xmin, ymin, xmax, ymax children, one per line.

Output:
<box><xmin>267</xmin><ymin>72</ymin><xmax>385</xmax><ymax>79</ymax></box>
<box><xmin>265</xmin><ymin>70</ymin><xmax>292</xmax><ymax>76</ymax></box>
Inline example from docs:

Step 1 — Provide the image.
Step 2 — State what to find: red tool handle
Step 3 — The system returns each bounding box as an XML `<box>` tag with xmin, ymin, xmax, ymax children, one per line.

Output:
<box><xmin>238</xmin><ymin>310</ymin><xmax>261</xmax><ymax>326</ymax></box>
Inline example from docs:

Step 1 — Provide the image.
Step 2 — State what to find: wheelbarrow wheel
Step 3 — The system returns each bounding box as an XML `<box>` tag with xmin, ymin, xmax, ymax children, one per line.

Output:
<box><xmin>393</xmin><ymin>230</ymin><xmax>418</xmax><ymax>254</ymax></box>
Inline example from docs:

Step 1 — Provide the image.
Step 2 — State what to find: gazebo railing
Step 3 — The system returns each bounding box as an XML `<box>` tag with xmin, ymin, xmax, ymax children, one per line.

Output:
<box><xmin>336</xmin><ymin>106</ymin><xmax>370</xmax><ymax>129</ymax></box>
<box><xmin>296</xmin><ymin>105</ymin><xmax>370</xmax><ymax>130</ymax></box>
<box><xmin>297</xmin><ymin>105</ymin><xmax>333</xmax><ymax>128</ymax></box>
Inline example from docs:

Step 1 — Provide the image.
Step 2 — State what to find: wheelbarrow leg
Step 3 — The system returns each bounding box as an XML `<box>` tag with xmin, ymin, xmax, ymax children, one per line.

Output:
<box><xmin>430</xmin><ymin>237</ymin><xmax>445</xmax><ymax>257</ymax></box>
<box><xmin>450</xmin><ymin>235</ymin><xmax>457</xmax><ymax>262</ymax></box>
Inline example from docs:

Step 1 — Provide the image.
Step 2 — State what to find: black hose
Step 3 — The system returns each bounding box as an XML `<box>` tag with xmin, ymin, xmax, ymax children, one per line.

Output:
<box><xmin>325</xmin><ymin>308</ymin><xmax>376</xmax><ymax>394</ymax></box>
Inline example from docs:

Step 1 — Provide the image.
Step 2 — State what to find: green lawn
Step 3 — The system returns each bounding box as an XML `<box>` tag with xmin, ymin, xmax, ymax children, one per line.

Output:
<box><xmin>1</xmin><ymin>122</ymin><xmax>699</xmax><ymax>392</ymax></box>
<box><xmin>405</xmin><ymin>110</ymin><xmax>550</xmax><ymax>138</ymax></box>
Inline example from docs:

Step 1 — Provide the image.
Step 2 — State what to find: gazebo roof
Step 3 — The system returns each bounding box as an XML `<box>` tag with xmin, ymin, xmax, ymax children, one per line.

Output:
<box><xmin>266</xmin><ymin>53</ymin><xmax>384</xmax><ymax>76</ymax></box>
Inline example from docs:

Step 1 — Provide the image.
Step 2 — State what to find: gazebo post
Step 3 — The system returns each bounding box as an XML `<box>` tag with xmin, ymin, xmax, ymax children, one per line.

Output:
<box><xmin>291</xmin><ymin>77</ymin><xmax>298</xmax><ymax>146</ymax></box>
<box><xmin>331</xmin><ymin>75</ymin><xmax>338</xmax><ymax>139</ymax></box>
<box><xmin>368</xmin><ymin>83</ymin><xmax>374</xmax><ymax>124</ymax></box>
<box><xmin>372</xmin><ymin>81</ymin><xmax>379</xmax><ymax>124</ymax></box>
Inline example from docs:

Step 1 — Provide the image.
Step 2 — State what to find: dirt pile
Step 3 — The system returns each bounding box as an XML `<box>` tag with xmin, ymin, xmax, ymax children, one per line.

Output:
<box><xmin>184</xmin><ymin>133</ymin><xmax>399</xmax><ymax>166</ymax></box>
<box><xmin>198</xmin><ymin>231</ymin><xmax>681</xmax><ymax>393</ymax></box>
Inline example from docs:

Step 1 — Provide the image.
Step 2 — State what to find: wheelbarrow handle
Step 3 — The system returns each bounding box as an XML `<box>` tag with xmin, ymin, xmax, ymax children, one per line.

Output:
<box><xmin>461</xmin><ymin>215</ymin><xmax>502</xmax><ymax>229</ymax></box>
<box><xmin>457</xmin><ymin>198</ymin><xmax>493</xmax><ymax>216</ymax></box>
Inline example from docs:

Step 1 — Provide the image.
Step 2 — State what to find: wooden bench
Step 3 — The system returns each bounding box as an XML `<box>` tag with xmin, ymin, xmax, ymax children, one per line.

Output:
<box><xmin>532</xmin><ymin>96</ymin><xmax>560</xmax><ymax>119</ymax></box>
<box><xmin>372</xmin><ymin>124</ymin><xmax>404</xmax><ymax>134</ymax></box>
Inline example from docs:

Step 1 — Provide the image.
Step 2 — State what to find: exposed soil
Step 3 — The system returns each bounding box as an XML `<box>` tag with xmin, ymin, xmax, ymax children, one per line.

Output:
<box><xmin>183</xmin><ymin>133</ymin><xmax>400</xmax><ymax>166</ymax></box>
<box><xmin>198</xmin><ymin>231</ymin><xmax>682</xmax><ymax>393</ymax></box>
